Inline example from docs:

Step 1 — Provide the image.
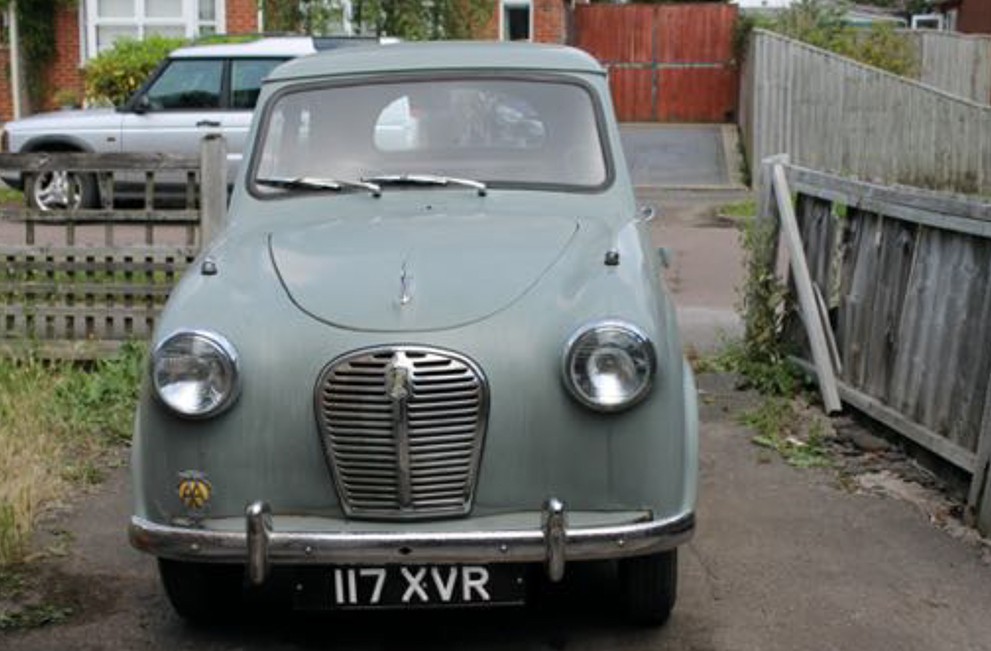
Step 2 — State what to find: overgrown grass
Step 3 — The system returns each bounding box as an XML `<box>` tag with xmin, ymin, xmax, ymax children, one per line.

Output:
<box><xmin>717</xmin><ymin>199</ymin><xmax>756</xmax><ymax>220</ymax></box>
<box><xmin>743</xmin><ymin>397</ymin><xmax>831</xmax><ymax>469</ymax></box>
<box><xmin>0</xmin><ymin>187</ymin><xmax>24</xmax><ymax>205</ymax></box>
<box><xmin>0</xmin><ymin>344</ymin><xmax>144</xmax><ymax>566</ymax></box>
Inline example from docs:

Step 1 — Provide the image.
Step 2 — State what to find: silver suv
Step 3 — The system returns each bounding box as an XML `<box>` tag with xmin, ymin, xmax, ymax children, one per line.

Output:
<box><xmin>2</xmin><ymin>36</ymin><xmax>385</xmax><ymax>210</ymax></box>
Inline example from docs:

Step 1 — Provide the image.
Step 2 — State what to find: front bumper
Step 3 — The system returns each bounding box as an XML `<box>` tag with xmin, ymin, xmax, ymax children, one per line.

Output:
<box><xmin>130</xmin><ymin>498</ymin><xmax>695</xmax><ymax>585</ymax></box>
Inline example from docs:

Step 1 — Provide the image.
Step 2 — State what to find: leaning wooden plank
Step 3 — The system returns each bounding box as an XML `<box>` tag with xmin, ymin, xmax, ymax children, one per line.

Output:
<box><xmin>791</xmin><ymin>357</ymin><xmax>978</xmax><ymax>473</ymax></box>
<box><xmin>0</xmin><ymin>152</ymin><xmax>199</xmax><ymax>173</ymax></box>
<box><xmin>813</xmin><ymin>282</ymin><xmax>842</xmax><ymax>374</ymax></box>
<box><xmin>774</xmin><ymin>163</ymin><xmax>842</xmax><ymax>413</ymax></box>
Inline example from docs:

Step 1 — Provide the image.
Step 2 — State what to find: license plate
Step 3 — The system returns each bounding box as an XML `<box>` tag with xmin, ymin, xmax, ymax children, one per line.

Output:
<box><xmin>293</xmin><ymin>564</ymin><xmax>527</xmax><ymax>610</ymax></box>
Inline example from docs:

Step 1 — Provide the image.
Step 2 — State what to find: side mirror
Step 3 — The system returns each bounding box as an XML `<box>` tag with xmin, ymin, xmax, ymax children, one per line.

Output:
<box><xmin>131</xmin><ymin>95</ymin><xmax>151</xmax><ymax>114</ymax></box>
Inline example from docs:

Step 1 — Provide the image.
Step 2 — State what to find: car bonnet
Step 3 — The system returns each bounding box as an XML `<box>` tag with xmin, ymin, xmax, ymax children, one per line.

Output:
<box><xmin>268</xmin><ymin>207</ymin><xmax>579</xmax><ymax>332</ymax></box>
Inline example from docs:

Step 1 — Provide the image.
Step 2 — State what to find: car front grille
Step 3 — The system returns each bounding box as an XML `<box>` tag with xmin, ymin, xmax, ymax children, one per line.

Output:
<box><xmin>315</xmin><ymin>346</ymin><xmax>488</xmax><ymax>519</ymax></box>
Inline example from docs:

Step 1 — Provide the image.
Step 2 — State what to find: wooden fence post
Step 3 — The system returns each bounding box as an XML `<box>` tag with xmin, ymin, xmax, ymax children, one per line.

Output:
<box><xmin>969</xmin><ymin>379</ymin><xmax>991</xmax><ymax>536</ymax></box>
<box><xmin>200</xmin><ymin>134</ymin><xmax>227</xmax><ymax>248</ymax></box>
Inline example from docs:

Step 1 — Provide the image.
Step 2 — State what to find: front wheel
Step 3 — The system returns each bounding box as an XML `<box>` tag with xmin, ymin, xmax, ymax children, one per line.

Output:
<box><xmin>158</xmin><ymin>559</ymin><xmax>245</xmax><ymax>623</ymax></box>
<box><xmin>618</xmin><ymin>549</ymin><xmax>678</xmax><ymax>626</ymax></box>
<box><xmin>26</xmin><ymin>170</ymin><xmax>99</xmax><ymax>211</ymax></box>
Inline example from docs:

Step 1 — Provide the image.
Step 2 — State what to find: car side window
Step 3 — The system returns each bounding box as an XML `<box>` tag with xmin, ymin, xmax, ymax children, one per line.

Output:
<box><xmin>144</xmin><ymin>59</ymin><xmax>223</xmax><ymax>110</ymax></box>
<box><xmin>231</xmin><ymin>59</ymin><xmax>287</xmax><ymax>110</ymax></box>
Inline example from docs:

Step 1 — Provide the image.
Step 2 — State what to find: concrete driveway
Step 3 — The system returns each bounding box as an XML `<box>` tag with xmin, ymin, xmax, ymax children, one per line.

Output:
<box><xmin>4</xmin><ymin>375</ymin><xmax>991</xmax><ymax>651</ymax></box>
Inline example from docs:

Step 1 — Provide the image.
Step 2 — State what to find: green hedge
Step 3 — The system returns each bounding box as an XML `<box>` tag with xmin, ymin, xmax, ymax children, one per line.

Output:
<box><xmin>83</xmin><ymin>36</ymin><xmax>188</xmax><ymax>107</ymax></box>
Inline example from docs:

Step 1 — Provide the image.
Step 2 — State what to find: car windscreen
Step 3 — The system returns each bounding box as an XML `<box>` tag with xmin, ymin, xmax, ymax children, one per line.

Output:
<box><xmin>252</xmin><ymin>76</ymin><xmax>609</xmax><ymax>192</ymax></box>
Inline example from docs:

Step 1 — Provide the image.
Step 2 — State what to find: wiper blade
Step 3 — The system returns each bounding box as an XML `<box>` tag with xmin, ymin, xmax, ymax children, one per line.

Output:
<box><xmin>256</xmin><ymin>176</ymin><xmax>381</xmax><ymax>197</ymax></box>
<box><xmin>363</xmin><ymin>174</ymin><xmax>487</xmax><ymax>196</ymax></box>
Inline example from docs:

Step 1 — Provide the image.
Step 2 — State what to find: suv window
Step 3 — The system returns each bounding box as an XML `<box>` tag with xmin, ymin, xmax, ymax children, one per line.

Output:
<box><xmin>231</xmin><ymin>59</ymin><xmax>288</xmax><ymax>110</ymax></box>
<box><xmin>145</xmin><ymin>59</ymin><xmax>223</xmax><ymax>110</ymax></box>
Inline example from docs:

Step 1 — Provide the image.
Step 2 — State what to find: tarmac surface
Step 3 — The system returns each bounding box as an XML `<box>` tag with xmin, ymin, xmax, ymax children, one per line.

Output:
<box><xmin>4</xmin><ymin>125</ymin><xmax>991</xmax><ymax>650</ymax></box>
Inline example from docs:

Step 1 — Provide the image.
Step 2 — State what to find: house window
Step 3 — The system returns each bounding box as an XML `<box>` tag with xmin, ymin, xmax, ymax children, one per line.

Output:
<box><xmin>502</xmin><ymin>0</ymin><xmax>531</xmax><ymax>41</ymax></box>
<box><xmin>85</xmin><ymin>0</ymin><xmax>226</xmax><ymax>59</ymax></box>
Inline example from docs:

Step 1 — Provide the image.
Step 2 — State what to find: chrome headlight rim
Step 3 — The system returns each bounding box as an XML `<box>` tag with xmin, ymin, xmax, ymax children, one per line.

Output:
<box><xmin>561</xmin><ymin>319</ymin><xmax>657</xmax><ymax>413</ymax></box>
<box><xmin>151</xmin><ymin>329</ymin><xmax>241</xmax><ymax>419</ymax></box>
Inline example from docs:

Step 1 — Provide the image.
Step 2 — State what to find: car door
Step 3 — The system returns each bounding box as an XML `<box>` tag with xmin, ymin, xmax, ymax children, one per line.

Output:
<box><xmin>120</xmin><ymin>57</ymin><xmax>226</xmax><ymax>158</ymax></box>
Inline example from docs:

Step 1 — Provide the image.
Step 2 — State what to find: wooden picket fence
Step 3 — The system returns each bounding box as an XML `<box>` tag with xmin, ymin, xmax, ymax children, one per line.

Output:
<box><xmin>0</xmin><ymin>136</ymin><xmax>227</xmax><ymax>359</ymax></box>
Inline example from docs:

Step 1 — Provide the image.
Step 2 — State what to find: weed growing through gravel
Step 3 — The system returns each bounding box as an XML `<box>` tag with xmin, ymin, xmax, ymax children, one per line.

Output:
<box><xmin>0</xmin><ymin>344</ymin><xmax>144</xmax><ymax>566</ymax></box>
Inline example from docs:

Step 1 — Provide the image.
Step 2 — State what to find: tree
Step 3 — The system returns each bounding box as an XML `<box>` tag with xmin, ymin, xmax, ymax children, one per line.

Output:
<box><xmin>261</xmin><ymin>0</ymin><xmax>494</xmax><ymax>40</ymax></box>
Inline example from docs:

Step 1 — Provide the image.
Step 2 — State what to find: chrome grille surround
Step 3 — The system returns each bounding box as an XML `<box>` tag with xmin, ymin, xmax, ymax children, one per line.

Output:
<box><xmin>315</xmin><ymin>346</ymin><xmax>489</xmax><ymax>520</ymax></box>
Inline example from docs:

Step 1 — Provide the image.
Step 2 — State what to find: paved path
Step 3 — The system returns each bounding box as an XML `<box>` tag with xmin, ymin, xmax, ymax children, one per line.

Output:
<box><xmin>620</xmin><ymin>124</ymin><xmax>740</xmax><ymax>189</ymax></box>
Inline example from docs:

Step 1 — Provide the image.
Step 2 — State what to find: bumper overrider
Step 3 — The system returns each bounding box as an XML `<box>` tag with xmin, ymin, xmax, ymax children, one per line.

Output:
<box><xmin>130</xmin><ymin>498</ymin><xmax>695</xmax><ymax>585</ymax></box>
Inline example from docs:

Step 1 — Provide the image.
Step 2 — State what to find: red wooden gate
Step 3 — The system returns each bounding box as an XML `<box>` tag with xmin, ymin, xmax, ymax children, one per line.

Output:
<box><xmin>573</xmin><ymin>3</ymin><xmax>739</xmax><ymax>123</ymax></box>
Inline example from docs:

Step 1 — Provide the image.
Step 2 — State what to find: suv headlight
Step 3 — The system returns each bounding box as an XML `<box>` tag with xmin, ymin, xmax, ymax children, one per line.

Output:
<box><xmin>152</xmin><ymin>330</ymin><xmax>240</xmax><ymax>418</ymax></box>
<box><xmin>562</xmin><ymin>320</ymin><xmax>656</xmax><ymax>412</ymax></box>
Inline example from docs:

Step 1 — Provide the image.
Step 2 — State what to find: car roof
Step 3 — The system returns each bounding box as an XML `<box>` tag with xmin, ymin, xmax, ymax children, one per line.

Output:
<box><xmin>170</xmin><ymin>36</ymin><xmax>390</xmax><ymax>59</ymax></box>
<box><xmin>171</xmin><ymin>36</ymin><xmax>317</xmax><ymax>58</ymax></box>
<box><xmin>267</xmin><ymin>41</ymin><xmax>605</xmax><ymax>81</ymax></box>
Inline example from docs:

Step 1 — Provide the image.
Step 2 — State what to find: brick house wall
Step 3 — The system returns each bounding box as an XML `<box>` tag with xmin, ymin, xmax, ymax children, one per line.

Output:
<box><xmin>227</xmin><ymin>0</ymin><xmax>259</xmax><ymax>34</ymax></box>
<box><xmin>479</xmin><ymin>0</ymin><xmax>569</xmax><ymax>43</ymax></box>
<box><xmin>23</xmin><ymin>1</ymin><xmax>260</xmax><ymax>120</ymax></box>
<box><xmin>48</xmin><ymin>7</ymin><xmax>86</xmax><ymax>112</ymax></box>
<box><xmin>0</xmin><ymin>47</ymin><xmax>12</xmax><ymax>123</ymax></box>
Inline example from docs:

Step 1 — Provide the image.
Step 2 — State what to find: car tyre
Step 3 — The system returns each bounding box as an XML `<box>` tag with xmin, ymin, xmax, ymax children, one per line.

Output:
<box><xmin>158</xmin><ymin>559</ymin><xmax>244</xmax><ymax>623</ymax></box>
<box><xmin>26</xmin><ymin>170</ymin><xmax>99</xmax><ymax>211</ymax></box>
<box><xmin>618</xmin><ymin>549</ymin><xmax>677</xmax><ymax>626</ymax></box>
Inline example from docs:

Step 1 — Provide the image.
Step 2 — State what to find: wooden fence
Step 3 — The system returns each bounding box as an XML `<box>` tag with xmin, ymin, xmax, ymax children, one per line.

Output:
<box><xmin>0</xmin><ymin>136</ymin><xmax>227</xmax><ymax>358</ymax></box>
<box><xmin>757</xmin><ymin>156</ymin><xmax>991</xmax><ymax>536</ymax></box>
<box><xmin>739</xmin><ymin>30</ymin><xmax>991</xmax><ymax>195</ymax></box>
<box><xmin>905</xmin><ymin>30</ymin><xmax>991</xmax><ymax>105</ymax></box>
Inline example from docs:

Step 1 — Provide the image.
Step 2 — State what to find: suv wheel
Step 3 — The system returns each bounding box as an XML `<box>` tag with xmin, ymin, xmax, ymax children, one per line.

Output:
<box><xmin>27</xmin><ymin>170</ymin><xmax>98</xmax><ymax>211</ymax></box>
<box><xmin>618</xmin><ymin>549</ymin><xmax>678</xmax><ymax>626</ymax></box>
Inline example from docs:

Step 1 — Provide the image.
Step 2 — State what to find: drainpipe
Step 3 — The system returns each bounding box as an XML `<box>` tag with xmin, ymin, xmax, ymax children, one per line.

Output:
<box><xmin>8</xmin><ymin>0</ymin><xmax>23</xmax><ymax>119</ymax></box>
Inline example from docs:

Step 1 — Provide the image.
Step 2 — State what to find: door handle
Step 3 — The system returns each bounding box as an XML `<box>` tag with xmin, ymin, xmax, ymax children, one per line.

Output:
<box><xmin>197</xmin><ymin>120</ymin><xmax>221</xmax><ymax>128</ymax></box>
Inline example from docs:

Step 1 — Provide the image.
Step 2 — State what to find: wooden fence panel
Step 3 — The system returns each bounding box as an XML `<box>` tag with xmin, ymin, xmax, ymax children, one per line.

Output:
<box><xmin>742</xmin><ymin>30</ymin><xmax>991</xmax><ymax>194</ymax></box>
<box><xmin>765</xmin><ymin>160</ymin><xmax>991</xmax><ymax>534</ymax></box>
<box><xmin>0</xmin><ymin>144</ymin><xmax>224</xmax><ymax>358</ymax></box>
<box><xmin>904</xmin><ymin>30</ymin><xmax>991</xmax><ymax>105</ymax></box>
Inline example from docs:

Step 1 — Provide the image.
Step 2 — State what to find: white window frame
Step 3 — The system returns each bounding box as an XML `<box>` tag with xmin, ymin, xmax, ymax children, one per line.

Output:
<box><xmin>500</xmin><ymin>0</ymin><xmax>533</xmax><ymax>42</ymax></box>
<box><xmin>83</xmin><ymin>0</ymin><xmax>227</xmax><ymax>60</ymax></box>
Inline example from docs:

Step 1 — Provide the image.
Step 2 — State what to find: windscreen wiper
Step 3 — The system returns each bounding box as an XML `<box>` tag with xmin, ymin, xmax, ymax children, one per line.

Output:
<box><xmin>256</xmin><ymin>176</ymin><xmax>381</xmax><ymax>197</ymax></box>
<box><xmin>362</xmin><ymin>174</ymin><xmax>487</xmax><ymax>197</ymax></box>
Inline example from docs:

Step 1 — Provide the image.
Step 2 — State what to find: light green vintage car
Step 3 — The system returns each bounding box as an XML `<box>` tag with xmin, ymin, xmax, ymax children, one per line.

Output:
<box><xmin>129</xmin><ymin>41</ymin><xmax>698</xmax><ymax>626</ymax></box>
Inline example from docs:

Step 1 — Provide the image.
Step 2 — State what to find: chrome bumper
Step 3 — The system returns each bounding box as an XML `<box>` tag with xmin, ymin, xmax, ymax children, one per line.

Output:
<box><xmin>130</xmin><ymin>498</ymin><xmax>694</xmax><ymax>585</ymax></box>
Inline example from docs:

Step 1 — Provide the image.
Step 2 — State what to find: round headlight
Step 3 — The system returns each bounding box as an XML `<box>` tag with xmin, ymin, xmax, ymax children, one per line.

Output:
<box><xmin>563</xmin><ymin>321</ymin><xmax>656</xmax><ymax>412</ymax></box>
<box><xmin>152</xmin><ymin>331</ymin><xmax>240</xmax><ymax>418</ymax></box>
